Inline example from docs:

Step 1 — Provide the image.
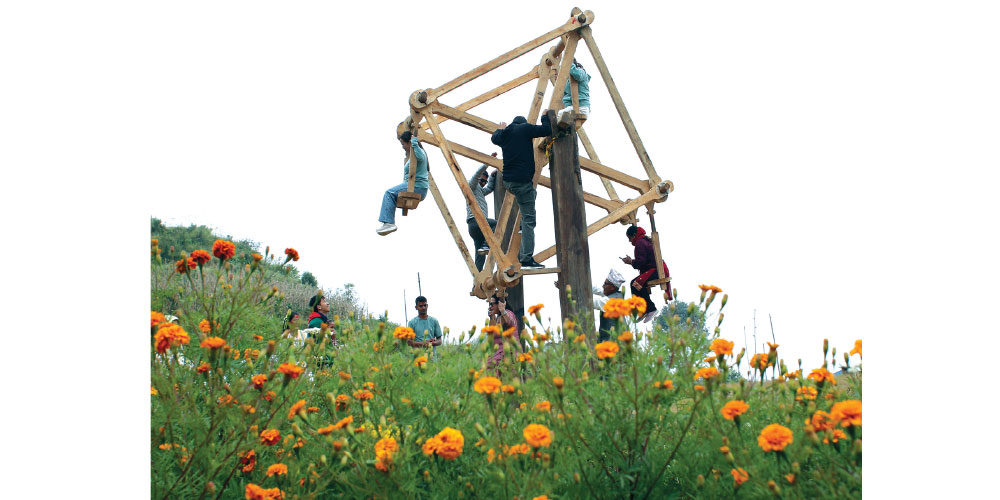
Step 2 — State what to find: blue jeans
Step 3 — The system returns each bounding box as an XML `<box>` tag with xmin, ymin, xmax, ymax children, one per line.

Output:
<box><xmin>504</xmin><ymin>181</ymin><xmax>536</xmax><ymax>262</ymax></box>
<box><xmin>378</xmin><ymin>183</ymin><xmax>427</xmax><ymax>224</ymax></box>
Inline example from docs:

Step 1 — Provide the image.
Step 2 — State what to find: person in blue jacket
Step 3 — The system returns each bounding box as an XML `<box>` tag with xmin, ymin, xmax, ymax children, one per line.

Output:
<box><xmin>557</xmin><ymin>58</ymin><xmax>591</xmax><ymax>122</ymax></box>
<box><xmin>490</xmin><ymin>112</ymin><xmax>552</xmax><ymax>269</ymax></box>
<box><xmin>377</xmin><ymin>130</ymin><xmax>428</xmax><ymax>235</ymax></box>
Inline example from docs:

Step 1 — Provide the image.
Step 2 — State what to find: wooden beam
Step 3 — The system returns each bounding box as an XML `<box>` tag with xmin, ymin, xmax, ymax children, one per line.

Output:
<box><xmin>427</xmin><ymin>171</ymin><xmax>478</xmax><ymax>277</ymax></box>
<box><xmin>579</xmin><ymin>157</ymin><xmax>648</xmax><ymax>193</ymax></box>
<box><xmin>520</xmin><ymin>267</ymin><xmax>560</xmax><ymax>276</ymax></box>
<box><xmin>646</xmin><ymin>203</ymin><xmax>668</xmax><ymax>290</ymax></box>
<box><xmin>418</xmin><ymin>67</ymin><xmax>539</xmax><ymax>131</ymax></box>
<box><xmin>579</xmin><ymin>25</ymin><xmax>661</xmax><ymax>185</ymax></box>
<box><xmin>430</xmin><ymin>16</ymin><xmax>592</xmax><ymax>100</ymax></box>
<box><xmin>578</xmin><ymin>127</ymin><xmax>621</xmax><ymax>202</ymax></box>
<box><xmin>429</xmin><ymin>102</ymin><xmax>499</xmax><ymax>134</ymax></box>
<box><xmin>547</xmin><ymin>32</ymin><xmax>580</xmax><ymax>112</ymax></box>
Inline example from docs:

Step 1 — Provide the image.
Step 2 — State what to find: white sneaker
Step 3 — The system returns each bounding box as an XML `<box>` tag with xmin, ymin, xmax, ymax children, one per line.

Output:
<box><xmin>640</xmin><ymin>311</ymin><xmax>656</xmax><ymax>323</ymax></box>
<box><xmin>376</xmin><ymin>223</ymin><xmax>397</xmax><ymax>235</ymax></box>
<box><xmin>477</xmin><ymin>246</ymin><xmax>490</xmax><ymax>255</ymax></box>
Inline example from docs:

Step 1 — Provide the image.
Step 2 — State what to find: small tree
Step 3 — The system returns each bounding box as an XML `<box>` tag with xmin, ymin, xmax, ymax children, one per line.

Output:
<box><xmin>301</xmin><ymin>271</ymin><xmax>318</xmax><ymax>287</ymax></box>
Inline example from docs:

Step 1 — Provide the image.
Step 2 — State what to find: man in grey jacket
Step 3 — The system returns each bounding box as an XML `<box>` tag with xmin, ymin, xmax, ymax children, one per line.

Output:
<box><xmin>467</xmin><ymin>153</ymin><xmax>498</xmax><ymax>271</ymax></box>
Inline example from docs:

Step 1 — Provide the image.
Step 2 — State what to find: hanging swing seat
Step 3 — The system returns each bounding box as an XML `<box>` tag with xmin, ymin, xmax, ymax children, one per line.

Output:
<box><xmin>397</xmin><ymin>191</ymin><xmax>422</xmax><ymax>215</ymax></box>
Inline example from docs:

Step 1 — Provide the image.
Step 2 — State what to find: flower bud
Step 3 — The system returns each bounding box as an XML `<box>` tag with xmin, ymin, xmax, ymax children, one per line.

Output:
<box><xmin>853</xmin><ymin>439</ymin><xmax>862</xmax><ymax>455</ymax></box>
<box><xmin>266</xmin><ymin>340</ymin><xmax>276</xmax><ymax>356</ymax></box>
<box><xmin>475</xmin><ymin>422</ymin><xmax>487</xmax><ymax>437</ymax></box>
<box><xmin>206</xmin><ymin>482</ymin><xmax>216</xmax><ymax>494</ymax></box>
<box><xmin>717</xmin><ymin>313</ymin><xmax>724</xmax><ymax>326</ymax></box>
<box><xmin>422</xmin><ymin>407</ymin><xmax>430</xmax><ymax>417</ymax></box>
<box><xmin>823</xmin><ymin>338</ymin><xmax>829</xmax><ymax>357</ymax></box>
<box><xmin>767</xmin><ymin>480</ymin><xmax>781</xmax><ymax>495</ymax></box>
<box><xmin>844</xmin><ymin>352</ymin><xmax>850</xmax><ymax>365</ymax></box>
<box><xmin>363</xmin><ymin>404</ymin><xmax>370</xmax><ymax>416</ymax></box>
<box><xmin>574</xmin><ymin>473</ymin><xmax>581</xmax><ymax>483</ymax></box>
<box><xmin>696</xmin><ymin>475</ymin><xmax>705</xmax><ymax>487</ymax></box>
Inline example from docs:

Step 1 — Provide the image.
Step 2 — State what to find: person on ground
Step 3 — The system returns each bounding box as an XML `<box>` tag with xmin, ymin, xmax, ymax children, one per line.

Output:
<box><xmin>407</xmin><ymin>295</ymin><xmax>443</xmax><ymax>355</ymax></box>
<box><xmin>307</xmin><ymin>294</ymin><xmax>338</xmax><ymax>344</ymax></box>
<box><xmin>486</xmin><ymin>293</ymin><xmax>520</xmax><ymax>374</ymax></box>
<box><xmin>468</xmin><ymin>153</ymin><xmax>499</xmax><ymax>271</ymax></box>
<box><xmin>592</xmin><ymin>269</ymin><xmax>626</xmax><ymax>341</ymax></box>
<box><xmin>621</xmin><ymin>225</ymin><xmax>671</xmax><ymax>323</ymax></box>
<box><xmin>557</xmin><ymin>58</ymin><xmax>591</xmax><ymax>123</ymax></box>
<box><xmin>490</xmin><ymin>112</ymin><xmax>552</xmax><ymax>269</ymax></box>
<box><xmin>376</xmin><ymin>129</ymin><xmax>428</xmax><ymax>235</ymax></box>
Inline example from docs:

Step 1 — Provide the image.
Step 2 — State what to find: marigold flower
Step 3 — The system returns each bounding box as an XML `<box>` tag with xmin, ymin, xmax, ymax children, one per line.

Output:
<box><xmin>175</xmin><ymin>257</ymin><xmax>196</xmax><ymax>273</ymax></box>
<box><xmin>212</xmin><ymin>239</ymin><xmax>236</xmax><ymax>261</ymax></box>
<box><xmin>266</xmin><ymin>464</ymin><xmax>288</xmax><ymax>477</ymax></box>
<box><xmin>523</xmin><ymin>424</ymin><xmax>552</xmax><ymax>448</ymax></box>
<box><xmin>533</xmin><ymin>496</ymin><xmax>550</xmax><ymax>500</ymax></box>
<box><xmin>422</xmin><ymin>436</ymin><xmax>442</xmax><ymax>456</ymax></box>
<box><xmin>264</xmin><ymin>391</ymin><xmax>276</xmax><ymax>402</ymax></box>
<box><xmin>151</xmin><ymin>385</ymin><xmax>158</xmax><ymax>395</ymax></box>
<box><xmin>808</xmin><ymin>368</ymin><xmax>836</xmax><ymax>385</ymax></box>
<box><xmin>826</xmin><ymin>429</ymin><xmax>848</xmax><ymax>443</ymax></box>
<box><xmin>198</xmin><ymin>319</ymin><xmax>212</xmax><ymax>334</ymax></box>
<box><xmin>501</xmin><ymin>326</ymin><xmax>516</xmax><ymax>338</ymax></box>
<box><xmin>151</xmin><ymin>311</ymin><xmax>166</xmax><ymax>328</ymax></box>
<box><xmin>287</xmin><ymin>400</ymin><xmax>306</xmax><ymax>419</ymax></box>
<box><xmin>499</xmin><ymin>384</ymin><xmax>514</xmax><ymax>394</ymax></box>
<box><xmin>698</xmin><ymin>284</ymin><xmax>711</xmax><ymax>291</ymax></box>
<box><xmin>353</xmin><ymin>389</ymin><xmax>373</xmax><ymax>400</ymax></box>
<box><xmin>785</xmin><ymin>473</ymin><xmax>796</xmax><ymax>484</ymax></box>
<box><xmin>259</xmin><ymin>429</ymin><xmax>281</xmax><ymax>446</ymax></box>
<box><xmin>414</xmin><ymin>355</ymin><xmax>428</xmax><ymax>367</ymax></box>
<box><xmin>830</xmin><ymin>400</ymin><xmax>862</xmax><ymax>427</ymax></box>
<box><xmin>528</xmin><ymin>303</ymin><xmax>544</xmax><ymax>315</ymax></box>
<box><xmin>721</xmin><ymin>400</ymin><xmax>749</xmax><ymax>420</ymax></box>
<box><xmin>594</xmin><ymin>341</ymin><xmax>619</xmax><ymax>360</ymax></box>
<box><xmin>811</xmin><ymin>410</ymin><xmax>835</xmax><ymax>432</ymax></box>
<box><xmin>518</xmin><ymin>352</ymin><xmax>534</xmax><ymax>363</ymax></box>
<box><xmin>796</xmin><ymin>386</ymin><xmax>818</xmax><ymax>401</ymax></box>
<box><xmin>708</xmin><ymin>285</ymin><xmax>723</xmax><ymax>293</ymax></box>
<box><xmin>251</xmin><ymin>374</ymin><xmax>267</xmax><ymax>389</ymax></box>
<box><xmin>482</xmin><ymin>325</ymin><xmax>501</xmax><ymax>337</ymax></box>
<box><xmin>750</xmin><ymin>353</ymin><xmax>769</xmax><ymax>371</ymax></box>
<box><xmin>655</xmin><ymin>379</ymin><xmax>674</xmax><ymax>390</ymax></box>
<box><xmin>244</xmin><ymin>483</ymin><xmax>284</xmax><ymax>500</ymax></box>
<box><xmin>693</xmin><ymin>366</ymin><xmax>720</xmax><ymax>381</ymax></box>
<box><xmin>757</xmin><ymin>423</ymin><xmax>794</xmax><ymax>452</ymax></box>
<box><xmin>618</xmin><ymin>330</ymin><xmax>634</xmax><ymax>344</ymax></box>
<box><xmin>850</xmin><ymin>340</ymin><xmax>862</xmax><ymax>359</ymax></box>
<box><xmin>534</xmin><ymin>401</ymin><xmax>551</xmax><ymax>412</ymax></box>
<box><xmin>474</xmin><ymin>376</ymin><xmax>502</xmax><ymax>395</ymax></box>
<box><xmin>200</xmin><ymin>336</ymin><xmax>226</xmax><ymax>349</ymax></box>
<box><xmin>278</xmin><ymin>363</ymin><xmax>304</xmax><ymax>379</ymax></box>
<box><xmin>317</xmin><ymin>425</ymin><xmax>335</xmax><ymax>435</ymax></box>
<box><xmin>573</xmin><ymin>334</ymin><xmax>586</xmax><ymax>344</ymax></box>
<box><xmin>196</xmin><ymin>363</ymin><xmax>210</xmax><ymax>374</ymax></box>
<box><xmin>252</xmin><ymin>253</ymin><xmax>263</xmax><ymax>262</ymax></box>
<box><xmin>626</xmin><ymin>296</ymin><xmax>647</xmax><ymax>316</ymax></box>
<box><xmin>154</xmin><ymin>323</ymin><xmax>190</xmax><ymax>354</ymax></box>
<box><xmin>784</xmin><ymin>369</ymin><xmax>802</xmax><ymax>380</ymax></box>
<box><xmin>710</xmin><ymin>338</ymin><xmax>735</xmax><ymax>356</ymax></box>
<box><xmin>433</xmin><ymin>427</ymin><xmax>464</xmax><ymax>460</ymax></box>
<box><xmin>694</xmin><ymin>385</ymin><xmax>706</xmax><ymax>392</ymax></box>
<box><xmin>393</xmin><ymin>326</ymin><xmax>415</xmax><ymax>340</ymax></box>
<box><xmin>332</xmin><ymin>415</ymin><xmax>353</xmax><ymax>430</ymax></box>
<box><xmin>336</xmin><ymin>371</ymin><xmax>351</xmax><ymax>380</ymax></box>
<box><xmin>240</xmin><ymin>449</ymin><xmax>257</xmax><ymax>472</ymax></box>
<box><xmin>284</xmin><ymin>248</ymin><xmax>299</xmax><ymax>262</ymax></box>
<box><xmin>731</xmin><ymin>468</ymin><xmax>749</xmax><ymax>486</ymax></box>
<box><xmin>375</xmin><ymin>436</ymin><xmax>398</xmax><ymax>463</ymax></box>
<box><xmin>335</xmin><ymin>394</ymin><xmax>349</xmax><ymax>409</ymax></box>
<box><xmin>553</xmin><ymin>377</ymin><xmax>564</xmax><ymax>389</ymax></box>
<box><xmin>601</xmin><ymin>298</ymin><xmax>631</xmax><ymax>319</ymax></box>
<box><xmin>190</xmin><ymin>249</ymin><xmax>211</xmax><ymax>266</ymax></box>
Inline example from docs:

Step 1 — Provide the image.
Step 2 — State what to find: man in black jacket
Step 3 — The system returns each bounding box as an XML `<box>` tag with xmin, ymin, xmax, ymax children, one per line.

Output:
<box><xmin>490</xmin><ymin>112</ymin><xmax>552</xmax><ymax>269</ymax></box>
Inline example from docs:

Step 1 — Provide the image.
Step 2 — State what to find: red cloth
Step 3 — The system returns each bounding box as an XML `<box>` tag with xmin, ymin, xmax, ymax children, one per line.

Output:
<box><xmin>635</xmin><ymin>262</ymin><xmax>673</xmax><ymax>301</ymax></box>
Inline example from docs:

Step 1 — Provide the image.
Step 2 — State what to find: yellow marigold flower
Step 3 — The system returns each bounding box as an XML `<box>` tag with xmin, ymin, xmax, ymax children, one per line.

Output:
<box><xmin>720</xmin><ymin>400</ymin><xmax>749</xmax><ymax>420</ymax></box>
<box><xmin>811</xmin><ymin>410</ymin><xmax>835</xmax><ymax>432</ymax></box>
<box><xmin>251</xmin><ymin>374</ymin><xmax>267</xmax><ymax>389</ymax></box>
<box><xmin>808</xmin><ymin>368</ymin><xmax>836</xmax><ymax>385</ymax></box>
<box><xmin>601</xmin><ymin>298</ymin><xmax>631</xmax><ymax>319</ymax></box>
<box><xmin>353</xmin><ymin>390</ymin><xmax>373</xmax><ymax>400</ymax></box>
<box><xmin>830</xmin><ymin>400</ymin><xmax>862</xmax><ymax>427</ymax></box>
<box><xmin>731</xmin><ymin>468</ymin><xmax>749</xmax><ymax>486</ymax></box>
<box><xmin>796</xmin><ymin>386</ymin><xmax>817</xmax><ymax>400</ymax></box>
<box><xmin>710</xmin><ymin>338</ymin><xmax>734</xmax><ymax>356</ymax></box>
<box><xmin>474</xmin><ymin>376</ymin><xmax>502</xmax><ymax>395</ymax></box>
<box><xmin>693</xmin><ymin>366</ymin><xmax>720</xmax><ymax>381</ymax></box>
<box><xmin>618</xmin><ymin>330</ymin><xmax>634</xmax><ymax>344</ymax></box>
<box><xmin>151</xmin><ymin>385</ymin><xmax>158</xmax><ymax>395</ymax></box>
<box><xmin>573</xmin><ymin>334</ymin><xmax>586</xmax><ymax>344</ymax></box>
<box><xmin>433</xmin><ymin>427</ymin><xmax>464</xmax><ymax>460</ymax></box>
<box><xmin>518</xmin><ymin>352</ymin><xmax>534</xmax><ymax>363</ymax></box>
<box><xmin>502</xmin><ymin>326</ymin><xmax>516</xmax><ymax>338</ymax></box>
<box><xmin>331</xmin><ymin>415</ymin><xmax>353</xmax><ymax>430</ymax></box>
<box><xmin>594</xmin><ymin>341</ymin><xmax>619</xmax><ymax>360</ymax></box>
<box><xmin>287</xmin><ymin>400</ymin><xmax>306</xmax><ymax>419</ymax></box>
<box><xmin>482</xmin><ymin>325</ymin><xmax>501</xmax><ymax>337</ymax></box>
<box><xmin>200</xmin><ymin>336</ymin><xmax>226</xmax><ymax>349</ymax></box>
<box><xmin>317</xmin><ymin>425</ymin><xmax>334</xmax><ymax>435</ymax></box>
<box><xmin>278</xmin><ymin>363</ymin><xmax>304</xmax><ymax>379</ymax></box>
<box><xmin>528</xmin><ymin>304</ymin><xmax>544</xmax><ymax>315</ymax></box>
<box><xmin>266</xmin><ymin>464</ymin><xmax>288</xmax><ymax>477</ymax></box>
<box><xmin>154</xmin><ymin>323</ymin><xmax>190</xmax><ymax>354</ymax></box>
<box><xmin>552</xmin><ymin>377</ymin><xmax>564</xmax><ymax>389</ymax></box>
<box><xmin>850</xmin><ymin>340</ymin><xmax>862</xmax><ymax>359</ymax></box>
<box><xmin>196</xmin><ymin>363</ymin><xmax>210</xmax><ymax>374</ymax></box>
<box><xmin>393</xmin><ymin>326</ymin><xmax>415</xmax><ymax>340</ymax></box>
<box><xmin>259</xmin><ymin>429</ymin><xmax>280</xmax><ymax>446</ymax></box>
<box><xmin>414</xmin><ymin>356</ymin><xmax>428</xmax><ymax>367</ymax></box>
<box><xmin>151</xmin><ymin>311</ymin><xmax>166</xmax><ymax>328</ymax></box>
<box><xmin>757</xmin><ymin>423</ymin><xmax>794</xmax><ymax>452</ymax></box>
<box><xmin>523</xmin><ymin>424</ymin><xmax>552</xmax><ymax>448</ymax></box>
<box><xmin>535</xmin><ymin>401</ymin><xmax>551</xmax><ymax>412</ymax></box>
<box><xmin>375</xmin><ymin>436</ymin><xmax>398</xmax><ymax>463</ymax></box>
<box><xmin>626</xmin><ymin>296</ymin><xmax>647</xmax><ymax>316</ymax></box>
<box><xmin>338</xmin><ymin>371</ymin><xmax>351</xmax><ymax>380</ymax></box>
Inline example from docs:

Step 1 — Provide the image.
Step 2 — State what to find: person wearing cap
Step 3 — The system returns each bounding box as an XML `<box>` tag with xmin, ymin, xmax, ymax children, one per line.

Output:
<box><xmin>490</xmin><ymin>112</ymin><xmax>552</xmax><ymax>270</ymax></box>
<box><xmin>593</xmin><ymin>269</ymin><xmax>626</xmax><ymax>341</ymax></box>
<box><xmin>467</xmin><ymin>153</ymin><xmax>499</xmax><ymax>271</ymax></box>
<box><xmin>376</xmin><ymin>130</ymin><xmax>429</xmax><ymax>236</ymax></box>
<box><xmin>556</xmin><ymin>58</ymin><xmax>591</xmax><ymax>123</ymax></box>
<box><xmin>621</xmin><ymin>226</ymin><xmax>672</xmax><ymax>323</ymax></box>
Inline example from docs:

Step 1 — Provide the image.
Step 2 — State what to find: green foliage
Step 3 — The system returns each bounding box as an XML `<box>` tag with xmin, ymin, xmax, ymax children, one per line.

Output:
<box><xmin>301</xmin><ymin>272</ymin><xmax>318</xmax><ymax>287</ymax></box>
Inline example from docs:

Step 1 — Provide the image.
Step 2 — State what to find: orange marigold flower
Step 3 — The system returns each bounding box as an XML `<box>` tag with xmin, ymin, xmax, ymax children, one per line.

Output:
<box><xmin>240</xmin><ymin>450</ymin><xmax>257</xmax><ymax>472</ymax></box>
<box><xmin>731</xmin><ymin>468</ymin><xmax>749</xmax><ymax>486</ymax></box>
<box><xmin>618</xmin><ymin>330</ymin><xmax>634</xmax><ymax>344</ymax></box>
<box><xmin>693</xmin><ymin>366</ymin><xmax>720</xmax><ymax>381</ymax></box>
<box><xmin>784</xmin><ymin>369</ymin><xmax>802</xmax><ymax>380</ymax></box>
<box><xmin>422</xmin><ymin>436</ymin><xmax>442</xmax><ymax>456</ymax></box>
<box><xmin>251</xmin><ymin>374</ymin><xmax>267</xmax><ymax>389</ymax></box>
<box><xmin>474</xmin><ymin>376</ymin><xmax>503</xmax><ymax>395</ymax></box>
<box><xmin>757</xmin><ymin>423</ymin><xmax>794</xmax><ymax>452</ymax></box>
<box><xmin>655</xmin><ymin>379</ymin><xmax>674</xmax><ymax>390</ymax></box>
<box><xmin>533</xmin><ymin>496</ymin><xmax>550</xmax><ymax>500</ymax></box>
<box><xmin>523</xmin><ymin>424</ymin><xmax>552</xmax><ymax>448</ymax></box>
<box><xmin>212</xmin><ymin>239</ymin><xmax>235</xmax><ymax>261</ymax></box>
<box><xmin>190</xmin><ymin>249</ymin><xmax>211</xmax><ymax>266</ymax></box>
<box><xmin>827</xmin><ymin>429</ymin><xmax>848</xmax><ymax>443</ymax></box>
<box><xmin>573</xmin><ymin>334</ymin><xmax>586</xmax><ymax>344</ymax></box>
<box><xmin>200</xmin><ymin>336</ymin><xmax>226</xmax><ymax>349</ymax></box>
<box><xmin>353</xmin><ymin>389</ymin><xmax>374</xmax><ymax>400</ymax></box>
<box><xmin>198</xmin><ymin>319</ymin><xmax>212</xmax><ymax>334</ymax></box>
<box><xmin>808</xmin><ymin>368</ymin><xmax>836</xmax><ymax>385</ymax></box>
<box><xmin>278</xmin><ymin>363</ymin><xmax>304</xmax><ymax>379</ymax></box>
<box><xmin>698</xmin><ymin>284</ymin><xmax>711</xmax><ymax>291</ymax></box>
<box><xmin>501</xmin><ymin>326</ymin><xmax>516</xmax><ymax>338</ymax></box>
<box><xmin>626</xmin><ymin>296</ymin><xmax>647</xmax><ymax>316</ymax></box>
<box><xmin>535</xmin><ymin>401</ymin><xmax>551</xmax><ymax>412</ymax></box>
<box><xmin>552</xmin><ymin>377</ymin><xmax>564</xmax><ymax>389</ymax></box>
<box><xmin>796</xmin><ymin>386</ymin><xmax>817</xmax><ymax>400</ymax></box>
<box><xmin>266</xmin><ymin>464</ymin><xmax>288</xmax><ymax>477</ymax></box>
<box><xmin>151</xmin><ymin>385</ymin><xmax>158</xmax><ymax>395</ymax></box>
<box><xmin>251</xmin><ymin>253</ymin><xmax>263</xmax><ymax>262</ymax></box>
<box><xmin>721</xmin><ymin>400</ymin><xmax>749</xmax><ymax>420</ymax></box>
<box><xmin>601</xmin><ymin>298</ymin><xmax>631</xmax><ymax>319</ymax></box>
<box><xmin>175</xmin><ymin>257</ymin><xmax>196</xmax><ymax>274</ymax></box>
<box><xmin>708</xmin><ymin>285</ymin><xmax>723</xmax><ymax>293</ymax></box>
<box><xmin>501</xmin><ymin>384</ymin><xmax>515</xmax><ymax>393</ymax></box>
<box><xmin>196</xmin><ymin>363</ymin><xmax>210</xmax><ymax>374</ymax></box>
<box><xmin>528</xmin><ymin>303</ymin><xmax>544</xmax><ymax>315</ymax></box>
<box><xmin>335</xmin><ymin>394</ymin><xmax>349</xmax><ymax>409</ymax></box>
<box><xmin>594</xmin><ymin>341</ymin><xmax>619</xmax><ymax>360</ymax></box>
<box><xmin>393</xmin><ymin>326</ymin><xmax>415</xmax><ymax>340</ymax></box>
<box><xmin>433</xmin><ymin>427</ymin><xmax>464</xmax><ymax>460</ymax></box>
<box><xmin>151</xmin><ymin>311</ymin><xmax>166</xmax><ymax>328</ymax></box>
<box><xmin>264</xmin><ymin>391</ymin><xmax>276</xmax><ymax>402</ymax></box>
<box><xmin>284</xmin><ymin>248</ymin><xmax>299</xmax><ymax>262</ymax></box>
<box><xmin>338</xmin><ymin>371</ymin><xmax>351</xmax><ymax>380</ymax></box>
<box><xmin>414</xmin><ymin>356</ymin><xmax>428</xmax><ymax>367</ymax></box>
<box><xmin>785</xmin><ymin>473</ymin><xmax>796</xmax><ymax>484</ymax></box>
<box><xmin>518</xmin><ymin>352</ymin><xmax>534</xmax><ymax>363</ymax></box>
<box><xmin>259</xmin><ymin>429</ymin><xmax>281</xmax><ymax>446</ymax></box>
<box><xmin>830</xmin><ymin>400</ymin><xmax>862</xmax><ymax>427</ymax></box>
<box><xmin>375</xmin><ymin>436</ymin><xmax>398</xmax><ymax>463</ymax></box>
<box><xmin>704</xmin><ymin>355</ymin><xmax>717</xmax><ymax>364</ymax></box>
<box><xmin>332</xmin><ymin>415</ymin><xmax>353</xmax><ymax>430</ymax></box>
<box><xmin>482</xmin><ymin>325</ymin><xmax>501</xmax><ymax>337</ymax></box>
<box><xmin>154</xmin><ymin>323</ymin><xmax>190</xmax><ymax>354</ymax></box>
<box><xmin>287</xmin><ymin>400</ymin><xmax>306</xmax><ymax>419</ymax></box>
<box><xmin>850</xmin><ymin>340</ymin><xmax>862</xmax><ymax>359</ymax></box>
<box><xmin>750</xmin><ymin>353</ymin><xmax>769</xmax><ymax>371</ymax></box>
<box><xmin>507</xmin><ymin>443</ymin><xmax>530</xmax><ymax>456</ymax></box>
<box><xmin>694</xmin><ymin>385</ymin><xmax>706</xmax><ymax>392</ymax></box>
<box><xmin>244</xmin><ymin>483</ymin><xmax>284</xmax><ymax>500</ymax></box>
<box><xmin>811</xmin><ymin>410</ymin><xmax>835</xmax><ymax>432</ymax></box>
<box><xmin>710</xmin><ymin>338</ymin><xmax>735</xmax><ymax>356</ymax></box>
<box><xmin>317</xmin><ymin>425</ymin><xmax>335</xmax><ymax>435</ymax></box>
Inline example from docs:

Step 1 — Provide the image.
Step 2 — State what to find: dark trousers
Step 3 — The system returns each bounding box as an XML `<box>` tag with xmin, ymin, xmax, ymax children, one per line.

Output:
<box><xmin>468</xmin><ymin>217</ymin><xmax>498</xmax><ymax>271</ymax></box>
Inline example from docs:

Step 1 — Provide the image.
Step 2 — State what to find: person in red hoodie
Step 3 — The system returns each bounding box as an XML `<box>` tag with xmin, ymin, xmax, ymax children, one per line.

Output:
<box><xmin>307</xmin><ymin>294</ymin><xmax>337</xmax><ymax>344</ymax></box>
<box><xmin>621</xmin><ymin>225</ymin><xmax>672</xmax><ymax>322</ymax></box>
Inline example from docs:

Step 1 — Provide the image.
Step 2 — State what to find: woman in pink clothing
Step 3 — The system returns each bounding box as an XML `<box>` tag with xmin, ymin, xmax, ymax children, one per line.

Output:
<box><xmin>487</xmin><ymin>294</ymin><xmax>520</xmax><ymax>373</ymax></box>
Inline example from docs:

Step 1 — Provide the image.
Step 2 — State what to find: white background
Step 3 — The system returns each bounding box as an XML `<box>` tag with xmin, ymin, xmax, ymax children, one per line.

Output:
<box><xmin>2</xmin><ymin>1</ymin><xmax>998</xmax><ymax>496</ymax></box>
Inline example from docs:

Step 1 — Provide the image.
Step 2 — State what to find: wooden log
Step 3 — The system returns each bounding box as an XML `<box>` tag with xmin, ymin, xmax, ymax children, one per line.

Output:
<box><xmin>520</xmin><ymin>267</ymin><xmax>561</xmax><ymax>275</ymax></box>
<box><xmin>546</xmin><ymin>109</ymin><xmax>595</xmax><ymax>331</ymax></box>
<box><xmin>577</xmin><ymin>127</ymin><xmax>621</xmax><ymax>202</ymax></box>
<box><xmin>427</xmin><ymin>172</ymin><xmax>478</xmax><ymax>277</ymax></box>
<box><xmin>646</xmin><ymin>204</ymin><xmax>668</xmax><ymax>289</ymax></box>
<box><xmin>418</xmin><ymin>68</ymin><xmax>538</xmax><ymax>131</ymax></box>
<box><xmin>429</xmin><ymin>102</ymin><xmax>499</xmax><ymax>134</ymax></box>
<box><xmin>547</xmin><ymin>32</ymin><xmax>579</xmax><ymax>113</ymax></box>
<box><xmin>579</xmin><ymin>26</ymin><xmax>661</xmax><ymax>185</ymax></box>
<box><xmin>492</xmin><ymin>160</ymin><xmax>525</xmax><ymax>337</ymax></box>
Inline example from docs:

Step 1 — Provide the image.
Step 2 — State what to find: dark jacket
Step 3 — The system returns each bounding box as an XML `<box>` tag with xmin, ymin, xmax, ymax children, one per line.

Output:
<box><xmin>490</xmin><ymin>114</ymin><xmax>551</xmax><ymax>183</ymax></box>
<box><xmin>631</xmin><ymin>237</ymin><xmax>656</xmax><ymax>273</ymax></box>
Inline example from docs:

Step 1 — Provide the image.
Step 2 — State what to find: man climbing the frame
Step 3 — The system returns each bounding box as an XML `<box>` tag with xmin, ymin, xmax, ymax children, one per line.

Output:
<box><xmin>376</xmin><ymin>128</ymin><xmax>428</xmax><ymax>236</ymax></box>
<box><xmin>557</xmin><ymin>58</ymin><xmax>591</xmax><ymax>123</ymax></box>
<box><xmin>621</xmin><ymin>225</ymin><xmax>672</xmax><ymax>323</ymax></box>
<box><xmin>592</xmin><ymin>269</ymin><xmax>626</xmax><ymax>341</ymax></box>
<box><xmin>468</xmin><ymin>153</ymin><xmax>499</xmax><ymax>271</ymax></box>
<box><xmin>490</xmin><ymin>111</ymin><xmax>552</xmax><ymax>270</ymax></box>
<box><xmin>407</xmin><ymin>295</ymin><xmax>443</xmax><ymax>355</ymax></box>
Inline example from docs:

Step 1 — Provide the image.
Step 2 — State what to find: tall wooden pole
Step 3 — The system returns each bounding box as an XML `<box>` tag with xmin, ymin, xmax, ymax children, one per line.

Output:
<box><xmin>547</xmin><ymin>109</ymin><xmax>594</xmax><ymax>334</ymax></box>
<box><xmin>493</xmin><ymin>168</ymin><xmax>525</xmax><ymax>343</ymax></box>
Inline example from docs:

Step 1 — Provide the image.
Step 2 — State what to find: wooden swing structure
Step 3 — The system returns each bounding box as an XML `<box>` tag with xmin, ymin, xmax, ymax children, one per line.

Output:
<box><xmin>396</xmin><ymin>7</ymin><xmax>674</xmax><ymax>322</ymax></box>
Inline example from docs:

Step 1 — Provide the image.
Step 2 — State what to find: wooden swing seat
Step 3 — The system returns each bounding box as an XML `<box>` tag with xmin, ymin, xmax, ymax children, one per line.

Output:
<box><xmin>397</xmin><ymin>191</ymin><xmax>422</xmax><ymax>216</ymax></box>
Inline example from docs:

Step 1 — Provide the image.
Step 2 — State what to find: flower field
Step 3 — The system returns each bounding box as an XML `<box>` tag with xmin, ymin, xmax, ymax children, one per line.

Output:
<box><xmin>151</xmin><ymin>241</ymin><xmax>861</xmax><ymax>499</ymax></box>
